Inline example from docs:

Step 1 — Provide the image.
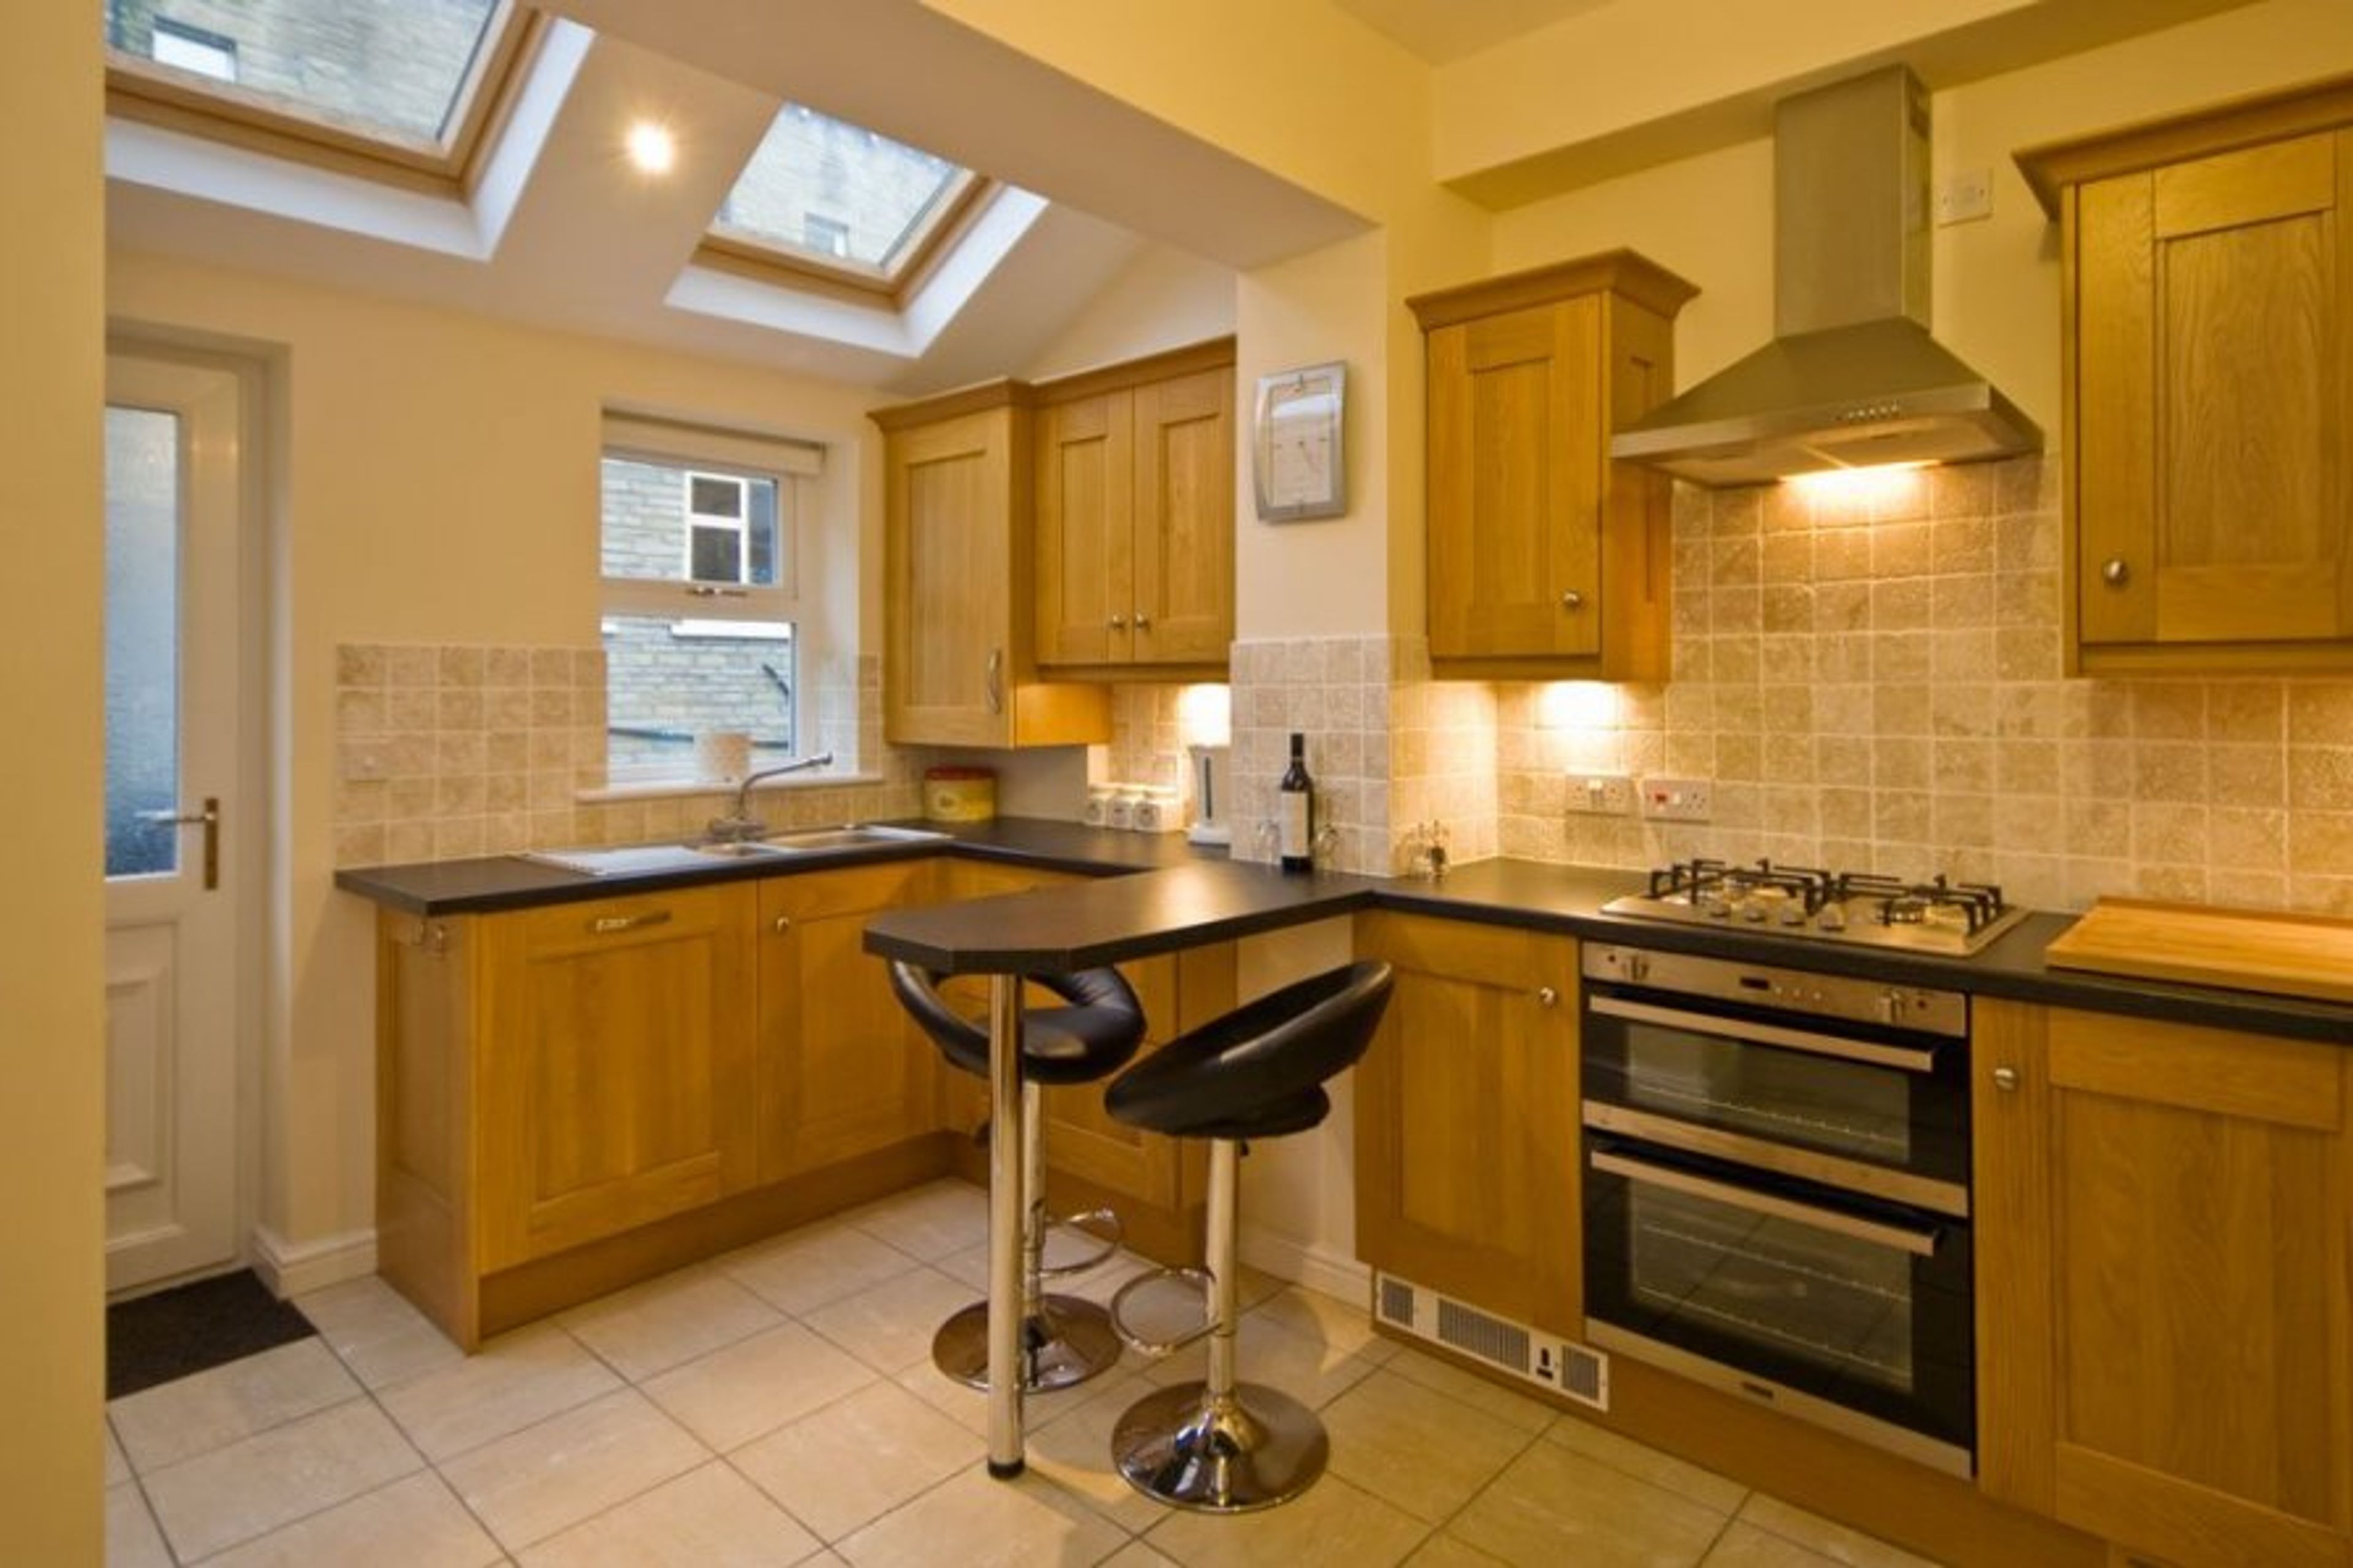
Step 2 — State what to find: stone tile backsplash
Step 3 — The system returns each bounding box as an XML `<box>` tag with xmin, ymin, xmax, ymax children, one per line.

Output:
<box><xmin>333</xmin><ymin>646</ymin><xmax>914</xmax><ymax>868</ymax></box>
<box><xmin>1492</xmin><ymin>456</ymin><xmax>2353</xmax><ymax>916</ymax></box>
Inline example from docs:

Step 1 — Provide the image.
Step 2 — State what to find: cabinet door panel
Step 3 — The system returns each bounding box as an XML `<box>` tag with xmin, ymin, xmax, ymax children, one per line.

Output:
<box><xmin>480</xmin><ymin>886</ymin><xmax>757</xmax><ymax>1268</ymax></box>
<box><xmin>1036</xmin><ymin>392</ymin><xmax>1132</xmax><ymax>667</ymax></box>
<box><xmin>1354</xmin><ymin>913</ymin><xmax>1580</xmax><ymax>1335</ymax></box>
<box><xmin>2077</xmin><ymin>130</ymin><xmax>2353</xmax><ymax>651</ymax></box>
<box><xmin>887</xmin><ymin>411</ymin><xmax>1017</xmax><ymax>746</ymax></box>
<box><xmin>1428</xmin><ymin>301</ymin><xmax>1602</xmax><ymax>660</ymax></box>
<box><xmin>1132</xmin><ymin>368</ymin><xmax>1235</xmax><ymax>665</ymax></box>
<box><xmin>1976</xmin><ymin>1002</ymin><xmax>2353</xmax><ymax>1568</ymax></box>
<box><xmin>759</xmin><ymin>863</ymin><xmax>936</xmax><ymax>1180</ymax></box>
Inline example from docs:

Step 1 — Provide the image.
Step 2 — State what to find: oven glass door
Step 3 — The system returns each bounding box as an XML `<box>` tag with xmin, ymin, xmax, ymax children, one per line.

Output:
<box><xmin>1582</xmin><ymin>982</ymin><xmax>1968</xmax><ymax>1195</ymax></box>
<box><xmin>1583</xmin><ymin>1135</ymin><xmax>1973</xmax><ymax>1454</ymax></box>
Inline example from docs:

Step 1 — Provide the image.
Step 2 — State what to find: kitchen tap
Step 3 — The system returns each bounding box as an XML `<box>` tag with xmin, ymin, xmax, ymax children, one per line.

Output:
<box><xmin>705</xmin><ymin>751</ymin><xmax>835</xmax><ymax>842</ymax></box>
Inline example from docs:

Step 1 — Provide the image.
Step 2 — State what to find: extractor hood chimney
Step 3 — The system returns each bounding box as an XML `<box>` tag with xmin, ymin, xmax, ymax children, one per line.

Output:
<box><xmin>1610</xmin><ymin>65</ymin><xmax>2040</xmax><ymax>487</ymax></box>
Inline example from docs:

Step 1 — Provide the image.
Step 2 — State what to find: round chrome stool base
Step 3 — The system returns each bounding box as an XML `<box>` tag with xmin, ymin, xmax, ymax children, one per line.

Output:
<box><xmin>931</xmin><ymin>1294</ymin><xmax>1123</xmax><ymax>1393</ymax></box>
<box><xmin>1111</xmin><ymin>1380</ymin><xmax>1328</xmax><ymax>1513</ymax></box>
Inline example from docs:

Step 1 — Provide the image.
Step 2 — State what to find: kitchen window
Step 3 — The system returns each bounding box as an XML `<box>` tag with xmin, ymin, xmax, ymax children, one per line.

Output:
<box><xmin>102</xmin><ymin>0</ymin><xmax>542</xmax><ymax>194</ymax></box>
<box><xmin>700</xmin><ymin>103</ymin><xmax>989</xmax><ymax>300</ymax></box>
<box><xmin>600</xmin><ymin>413</ymin><xmax>825</xmax><ymax>784</ymax></box>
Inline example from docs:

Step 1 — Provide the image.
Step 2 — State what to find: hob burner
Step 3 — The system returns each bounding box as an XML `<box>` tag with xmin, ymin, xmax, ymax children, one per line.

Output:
<box><xmin>1607</xmin><ymin>858</ymin><xmax>2028</xmax><ymax>955</ymax></box>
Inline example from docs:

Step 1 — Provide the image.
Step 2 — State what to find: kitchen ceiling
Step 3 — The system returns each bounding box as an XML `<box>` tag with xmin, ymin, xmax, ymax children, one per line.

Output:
<box><xmin>1332</xmin><ymin>0</ymin><xmax>1618</xmax><ymax>64</ymax></box>
<box><xmin>104</xmin><ymin>0</ymin><xmax>2271</xmax><ymax>395</ymax></box>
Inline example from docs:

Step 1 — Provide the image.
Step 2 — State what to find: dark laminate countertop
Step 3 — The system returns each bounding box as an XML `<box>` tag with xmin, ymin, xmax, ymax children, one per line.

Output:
<box><xmin>337</xmin><ymin>817</ymin><xmax>2353</xmax><ymax>1045</ymax></box>
<box><xmin>332</xmin><ymin>816</ymin><xmax>1209</xmax><ymax>915</ymax></box>
<box><xmin>864</xmin><ymin>860</ymin><xmax>1381</xmax><ymax>973</ymax></box>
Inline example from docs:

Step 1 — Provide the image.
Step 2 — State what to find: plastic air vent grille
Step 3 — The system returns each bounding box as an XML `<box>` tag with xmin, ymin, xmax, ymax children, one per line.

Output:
<box><xmin>1371</xmin><ymin>1272</ymin><xmax>1608</xmax><ymax>1411</ymax></box>
<box><xmin>1437</xmin><ymin>1296</ymin><xmax>1531</xmax><ymax>1374</ymax></box>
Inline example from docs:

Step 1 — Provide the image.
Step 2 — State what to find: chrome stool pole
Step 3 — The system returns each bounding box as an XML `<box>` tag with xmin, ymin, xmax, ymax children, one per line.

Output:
<box><xmin>1111</xmin><ymin>1138</ymin><xmax>1327</xmax><ymax>1511</ymax></box>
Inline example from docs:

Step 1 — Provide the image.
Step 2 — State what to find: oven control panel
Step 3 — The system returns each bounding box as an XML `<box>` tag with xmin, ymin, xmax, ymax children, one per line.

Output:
<box><xmin>1582</xmin><ymin>943</ymin><xmax>1967</xmax><ymax>1038</ymax></box>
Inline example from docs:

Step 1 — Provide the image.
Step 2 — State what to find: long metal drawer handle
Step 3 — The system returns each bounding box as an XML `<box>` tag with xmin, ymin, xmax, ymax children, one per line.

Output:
<box><xmin>1588</xmin><ymin>994</ymin><xmax>1938</xmax><ymax>1074</ymax></box>
<box><xmin>1582</xmin><ymin>1102</ymin><xmax>1971</xmax><ymax>1219</ymax></box>
<box><xmin>985</xmin><ymin>648</ymin><xmax>1004</xmax><ymax>714</ymax></box>
<box><xmin>588</xmin><ymin>910</ymin><xmax>672</xmax><ymax>934</ymax></box>
<box><xmin>1590</xmin><ymin>1146</ymin><xmax>1941</xmax><ymax>1256</ymax></box>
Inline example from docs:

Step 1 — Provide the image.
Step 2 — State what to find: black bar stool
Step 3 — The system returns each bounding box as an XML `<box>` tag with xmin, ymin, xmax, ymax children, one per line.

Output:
<box><xmin>889</xmin><ymin>961</ymin><xmax>1148</xmax><ymax>1392</ymax></box>
<box><xmin>1101</xmin><ymin>960</ymin><xmax>1395</xmax><ymax>1513</ymax></box>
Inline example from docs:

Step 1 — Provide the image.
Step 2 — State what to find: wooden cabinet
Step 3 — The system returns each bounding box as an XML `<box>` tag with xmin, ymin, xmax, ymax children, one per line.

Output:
<box><xmin>876</xmin><ymin>388</ymin><xmax>1109</xmax><ymax>748</ymax></box>
<box><xmin>1035</xmin><ymin>342</ymin><xmax>1235</xmax><ymax>676</ymax></box>
<box><xmin>475</xmin><ymin>884</ymin><xmax>759</xmax><ymax>1271</ymax></box>
<box><xmin>757</xmin><ymin>862</ymin><xmax>938</xmax><ymax>1180</ymax></box>
<box><xmin>1407</xmin><ymin>252</ymin><xmax>1695</xmax><ymax>680</ymax></box>
<box><xmin>1353</xmin><ymin>911</ymin><xmax>1582</xmax><ymax>1335</ymax></box>
<box><xmin>2017</xmin><ymin>77</ymin><xmax>2353</xmax><ymax>672</ymax></box>
<box><xmin>1975</xmin><ymin>1000</ymin><xmax>2353</xmax><ymax>1567</ymax></box>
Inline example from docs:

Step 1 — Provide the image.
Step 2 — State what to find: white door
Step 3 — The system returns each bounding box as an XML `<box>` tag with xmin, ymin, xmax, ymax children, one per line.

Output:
<box><xmin>103</xmin><ymin>354</ymin><xmax>248</xmax><ymax>1294</ymax></box>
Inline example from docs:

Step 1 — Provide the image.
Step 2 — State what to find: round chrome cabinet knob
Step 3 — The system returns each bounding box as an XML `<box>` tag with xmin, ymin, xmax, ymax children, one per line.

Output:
<box><xmin>1561</xmin><ymin>589</ymin><xmax>1585</xmax><ymax>611</ymax></box>
<box><xmin>1993</xmin><ymin>1067</ymin><xmax>2020</xmax><ymax>1091</ymax></box>
<box><xmin>2100</xmin><ymin>557</ymin><xmax>2131</xmax><ymax>587</ymax></box>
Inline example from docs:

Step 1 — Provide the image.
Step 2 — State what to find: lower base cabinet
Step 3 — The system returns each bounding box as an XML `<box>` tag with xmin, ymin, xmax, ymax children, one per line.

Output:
<box><xmin>1352</xmin><ymin>911</ymin><xmax>1581</xmax><ymax>1335</ymax></box>
<box><xmin>1975</xmin><ymin>1000</ymin><xmax>2353</xmax><ymax>1568</ymax></box>
<box><xmin>379</xmin><ymin>869</ymin><xmax>944</xmax><ymax>1348</ymax></box>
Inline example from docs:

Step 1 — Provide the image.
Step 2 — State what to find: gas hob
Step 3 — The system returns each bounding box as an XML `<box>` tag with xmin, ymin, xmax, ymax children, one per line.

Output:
<box><xmin>1602</xmin><ymin>858</ymin><xmax>2029</xmax><ymax>956</ymax></box>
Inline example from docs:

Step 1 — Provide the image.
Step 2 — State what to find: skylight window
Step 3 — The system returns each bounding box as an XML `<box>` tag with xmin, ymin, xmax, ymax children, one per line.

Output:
<box><xmin>103</xmin><ymin>0</ymin><xmax>537</xmax><ymax>191</ymax></box>
<box><xmin>707</xmin><ymin>105</ymin><xmax>984</xmax><ymax>295</ymax></box>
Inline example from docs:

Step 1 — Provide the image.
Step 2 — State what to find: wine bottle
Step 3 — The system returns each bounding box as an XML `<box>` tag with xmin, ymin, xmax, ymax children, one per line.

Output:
<box><xmin>1278</xmin><ymin>732</ymin><xmax>1314</xmax><ymax>873</ymax></box>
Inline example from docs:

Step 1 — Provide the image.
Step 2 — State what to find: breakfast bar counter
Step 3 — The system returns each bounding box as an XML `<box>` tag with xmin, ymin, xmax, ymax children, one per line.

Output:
<box><xmin>860</xmin><ymin>858</ymin><xmax>1379</xmax><ymax>1477</ymax></box>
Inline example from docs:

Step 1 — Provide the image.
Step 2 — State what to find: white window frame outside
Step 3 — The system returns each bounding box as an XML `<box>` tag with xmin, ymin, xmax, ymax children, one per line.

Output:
<box><xmin>150</xmin><ymin>18</ymin><xmax>238</xmax><ymax>83</ymax></box>
<box><xmin>600</xmin><ymin>412</ymin><xmax>827</xmax><ymax>786</ymax></box>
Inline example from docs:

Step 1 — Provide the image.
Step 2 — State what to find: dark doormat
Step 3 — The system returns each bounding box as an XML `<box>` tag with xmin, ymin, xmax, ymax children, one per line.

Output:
<box><xmin>107</xmin><ymin>1269</ymin><xmax>318</xmax><ymax>1401</ymax></box>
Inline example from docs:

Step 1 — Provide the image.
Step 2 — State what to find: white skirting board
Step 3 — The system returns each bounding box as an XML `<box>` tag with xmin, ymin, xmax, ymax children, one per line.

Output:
<box><xmin>1238</xmin><ymin>1224</ymin><xmax>1370</xmax><ymax>1309</ymax></box>
<box><xmin>249</xmin><ymin>1224</ymin><xmax>376</xmax><ymax>1299</ymax></box>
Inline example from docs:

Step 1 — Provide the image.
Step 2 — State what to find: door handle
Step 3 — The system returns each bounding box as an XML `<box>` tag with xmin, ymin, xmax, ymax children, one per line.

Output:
<box><xmin>985</xmin><ymin>648</ymin><xmax>1004</xmax><ymax>714</ymax></box>
<box><xmin>1590</xmin><ymin>1146</ymin><xmax>1941</xmax><ymax>1256</ymax></box>
<box><xmin>139</xmin><ymin>797</ymin><xmax>220</xmax><ymax>890</ymax></box>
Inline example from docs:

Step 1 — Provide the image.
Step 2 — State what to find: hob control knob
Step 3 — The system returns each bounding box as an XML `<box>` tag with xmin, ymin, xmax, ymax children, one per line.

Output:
<box><xmin>1625</xmin><ymin>953</ymin><xmax>1651</xmax><ymax>983</ymax></box>
<box><xmin>1778</xmin><ymin>903</ymin><xmax>1807</xmax><ymax>925</ymax></box>
<box><xmin>1817</xmin><ymin>904</ymin><xmax>1847</xmax><ymax>932</ymax></box>
<box><xmin>1742</xmin><ymin>903</ymin><xmax>1767</xmax><ymax>922</ymax></box>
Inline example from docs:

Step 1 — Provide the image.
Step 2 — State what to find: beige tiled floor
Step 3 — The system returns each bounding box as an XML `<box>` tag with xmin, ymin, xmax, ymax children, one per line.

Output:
<box><xmin>105</xmin><ymin>1180</ymin><xmax>1946</xmax><ymax>1567</ymax></box>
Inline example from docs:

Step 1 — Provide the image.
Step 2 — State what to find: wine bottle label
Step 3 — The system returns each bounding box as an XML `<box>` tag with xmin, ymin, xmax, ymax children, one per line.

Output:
<box><xmin>1278</xmin><ymin>792</ymin><xmax>1310</xmax><ymax>862</ymax></box>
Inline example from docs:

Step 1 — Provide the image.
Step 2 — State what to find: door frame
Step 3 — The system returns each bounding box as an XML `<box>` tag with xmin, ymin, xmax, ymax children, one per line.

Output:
<box><xmin>103</xmin><ymin>336</ymin><xmax>270</xmax><ymax>1300</ymax></box>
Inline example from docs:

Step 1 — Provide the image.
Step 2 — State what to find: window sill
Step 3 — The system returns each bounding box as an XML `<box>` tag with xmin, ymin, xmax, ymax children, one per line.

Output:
<box><xmin>578</xmin><ymin>770</ymin><xmax>884</xmax><ymax>806</ymax></box>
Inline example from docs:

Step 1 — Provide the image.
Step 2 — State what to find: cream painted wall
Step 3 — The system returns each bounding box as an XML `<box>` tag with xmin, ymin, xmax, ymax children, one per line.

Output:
<box><xmin>0</xmin><ymin>2</ymin><xmax>105</xmax><ymax>1558</ymax></box>
<box><xmin>1020</xmin><ymin>243</ymin><xmax>1237</xmax><ymax>382</ymax></box>
<box><xmin>108</xmin><ymin>250</ymin><xmax>892</xmax><ymax>1255</ymax></box>
<box><xmin>1488</xmin><ymin>0</ymin><xmax>2353</xmax><ymax>437</ymax></box>
<box><xmin>920</xmin><ymin>0</ymin><xmax>1433</xmax><ymax>225</ymax></box>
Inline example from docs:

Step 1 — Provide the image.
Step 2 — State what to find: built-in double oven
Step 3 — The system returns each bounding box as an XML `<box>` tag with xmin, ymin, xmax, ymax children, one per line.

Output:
<box><xmin>1579</xmin><ymin>943</ymin><xmax>1976</xmax><ymax>1477</ymax></box>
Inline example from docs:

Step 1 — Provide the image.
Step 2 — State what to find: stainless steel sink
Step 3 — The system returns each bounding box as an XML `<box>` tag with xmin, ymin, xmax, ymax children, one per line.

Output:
<box><xmin>760</xmin><ymin>824</ymin><xmax>950</xmax><ymax>853</ymax></box>
<box><xmin>516</xmin><ymin>841</ymin><xmax>789</xmax><ymax>876</ymax></box>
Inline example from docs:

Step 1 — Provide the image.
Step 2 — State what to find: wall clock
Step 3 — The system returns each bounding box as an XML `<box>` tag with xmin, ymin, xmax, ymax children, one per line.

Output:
<box><xmin>1253</xmin><ymin>361</ymin><xmax>1347</xmax><ymax>521</ymax></box>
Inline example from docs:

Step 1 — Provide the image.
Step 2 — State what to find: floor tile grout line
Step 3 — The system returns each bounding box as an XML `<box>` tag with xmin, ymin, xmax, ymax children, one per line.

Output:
<box><xmin>1395</xmin><ymin>1398</ymin><xmax>1553</xmax><ymax>1555</ymax></box>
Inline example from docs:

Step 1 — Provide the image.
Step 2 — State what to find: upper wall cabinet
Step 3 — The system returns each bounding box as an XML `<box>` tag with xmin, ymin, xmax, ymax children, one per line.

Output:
<box><xmin>1034</xmin><ymin>340</ymin><xmax>1235</xmax><ymax>680</ymax></box>
<box><xmin>875</xmin><ymin>385</ymin><xmax>1110</xmax><ymax>748</ymax></box>
<box><xmin>2018</xmin><ymin>75</ymin><xmax>2353</xmax><ymax>673</ymax></box>
<box><xmin>1408</xmin><ymin>252</ymin><xmax>1696</xmax><ymax>680</ymax></box>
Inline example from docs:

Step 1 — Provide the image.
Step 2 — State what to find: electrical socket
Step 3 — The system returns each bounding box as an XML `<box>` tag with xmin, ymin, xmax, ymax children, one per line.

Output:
<box><xmin>1567</xmin><ymin>774</ymin><xmax>1635</xmax><ymax>816</ymax></box>
<box><xmin>1639</xmin><ymin>776</ymin><xmax>1712</xmax><ymax>822</ymax></box>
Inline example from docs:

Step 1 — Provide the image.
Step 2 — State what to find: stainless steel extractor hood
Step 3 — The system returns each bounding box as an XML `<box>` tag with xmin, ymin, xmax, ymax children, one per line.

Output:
<box><xmin>1610</xmin><ymin>65</ymin><xmax>2040</xmax><ymax>487</ymax></box>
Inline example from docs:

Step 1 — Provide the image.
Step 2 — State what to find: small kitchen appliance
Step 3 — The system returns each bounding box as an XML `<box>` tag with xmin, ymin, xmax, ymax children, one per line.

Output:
<box><xmin>1186</xmin><ymin>743</ymin><xmax>1232</xmax><ymax>847</ymax></box>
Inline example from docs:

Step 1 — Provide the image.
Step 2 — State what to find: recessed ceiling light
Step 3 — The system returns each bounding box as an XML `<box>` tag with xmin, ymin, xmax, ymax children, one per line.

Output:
<box><xmin>625</xmin><ymin>120</ymin><xmax>676</xmax><ymax>175</ymax></box>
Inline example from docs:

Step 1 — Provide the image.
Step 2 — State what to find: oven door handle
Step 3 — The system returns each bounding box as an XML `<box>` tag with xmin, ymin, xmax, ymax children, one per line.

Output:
<box><xmin>1587</xmin><ymin>994</ymin><xmax>1939</xmax><ymax>1074</ymax></box>
<box><xmin>1589</xmin><ymin>1146</ymin><xmax>1942</xmax><ymax>1257</ymax></box>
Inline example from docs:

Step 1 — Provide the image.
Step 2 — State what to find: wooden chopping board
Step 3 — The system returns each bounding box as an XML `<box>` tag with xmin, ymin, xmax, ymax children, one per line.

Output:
<box><xmin>2044</xmin><ymin>898</ymin><xmax>2353</xmax><ymax>1004</ymax></box>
